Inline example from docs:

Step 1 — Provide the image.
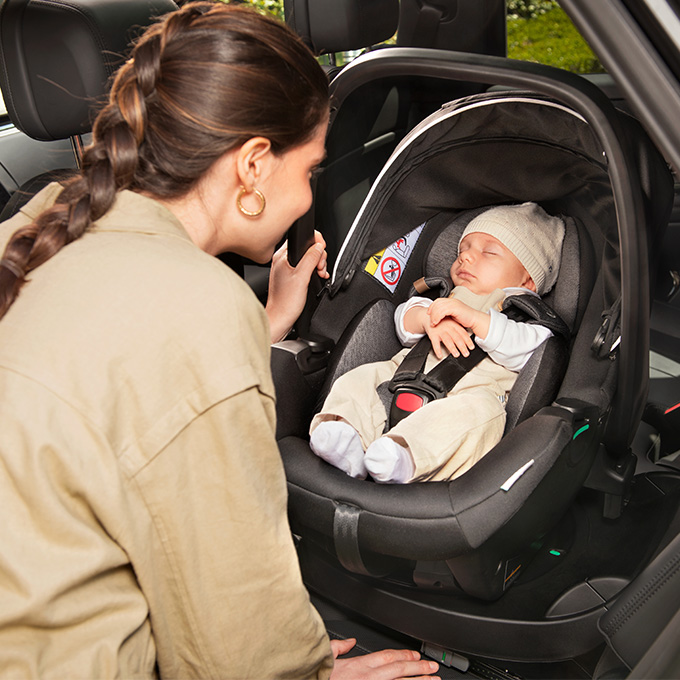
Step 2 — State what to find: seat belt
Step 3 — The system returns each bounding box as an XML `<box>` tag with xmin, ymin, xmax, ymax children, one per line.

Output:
<box><xmin>387</xmin><ymin>294</ymin><xmax>570</xmax><ymax>429</ymax></box>
<box><xmin>401</xmin><ymin>2</ymin><xmax>444</xmax><ymax>48</ymax></box>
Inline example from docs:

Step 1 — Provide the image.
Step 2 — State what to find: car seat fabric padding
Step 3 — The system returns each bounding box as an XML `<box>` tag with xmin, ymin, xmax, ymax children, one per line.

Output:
<box><xmin>314</xmin><ymin>298</ymin><xmax>402</xmax><ymax>413</ymax></box>
<box><xmin>318</xmin><ymin>208</ymin><xmax>583</xmax><ymax>433</ymax></box>
<box><xmin>282</xmin><ymin>408</ymin><xmax>575</xmax><ymax>559</ymax></box>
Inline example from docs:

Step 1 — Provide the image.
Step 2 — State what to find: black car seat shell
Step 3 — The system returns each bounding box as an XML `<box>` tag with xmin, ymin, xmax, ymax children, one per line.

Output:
<box><xmin>273</xmin><ymin>45</ymin><xmax>674</xmax><ymax>656</ymax></box>
<box><xmin>279</xmin><ymin>89</ymin><xmax>619</xmax><ymax>590</ymax></box>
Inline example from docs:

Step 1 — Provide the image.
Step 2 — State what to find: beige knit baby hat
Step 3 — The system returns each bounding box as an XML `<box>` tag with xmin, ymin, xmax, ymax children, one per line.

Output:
<box><xmin>460</xmin><ymin>202</ymin><xmax>566</xmax><ymax>295</ymax></box>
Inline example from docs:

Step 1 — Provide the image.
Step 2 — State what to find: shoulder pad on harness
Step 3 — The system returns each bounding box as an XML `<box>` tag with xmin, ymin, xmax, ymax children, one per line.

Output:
<box><xmin>502</xmin><ymin>294</ymin><xmax>570</xmax><ymax>339</ymax></box>
<box><xmin>409</xmin><ymin>276</ymin><xmax>453</xmax><ymax>300</ymax></box>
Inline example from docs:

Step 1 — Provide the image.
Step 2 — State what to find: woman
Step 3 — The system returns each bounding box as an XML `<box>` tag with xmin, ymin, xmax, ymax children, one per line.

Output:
<box><xmin>0</xmin><ymin>3</ymin><xmax>438</xmax><ymax>679</ymax></box>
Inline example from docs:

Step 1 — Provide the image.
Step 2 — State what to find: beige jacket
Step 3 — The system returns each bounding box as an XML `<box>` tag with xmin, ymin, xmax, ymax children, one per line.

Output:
<box><xmin>0</xmin><ymin>185</ymin><xmax>332</xmax><ymax>679</ymax></box>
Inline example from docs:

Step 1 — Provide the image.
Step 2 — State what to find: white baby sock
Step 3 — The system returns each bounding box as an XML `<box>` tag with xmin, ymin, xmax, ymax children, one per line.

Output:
<box><xmin>309</xmin><ymin>420</ymin><xmax>367</xmax><ymax>479</ymax></box>
<box><xmin>364</xmin><ymin>437</ymin><xmax>415</xmax><ymax>484</ymax></box>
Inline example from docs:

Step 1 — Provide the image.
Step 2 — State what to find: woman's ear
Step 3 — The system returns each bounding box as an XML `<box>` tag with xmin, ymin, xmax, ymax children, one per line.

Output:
<box><xmin>235</xmin><ymin>137</ymin><xmax>273</xmax><ymax>191</ymax></box>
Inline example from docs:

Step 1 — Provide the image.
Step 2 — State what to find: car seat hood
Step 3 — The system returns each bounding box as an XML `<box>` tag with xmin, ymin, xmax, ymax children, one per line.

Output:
<box><xmin>330</xmin><ymin>91</ymin><xmax>647</xmax><ymax>297</ymax></box>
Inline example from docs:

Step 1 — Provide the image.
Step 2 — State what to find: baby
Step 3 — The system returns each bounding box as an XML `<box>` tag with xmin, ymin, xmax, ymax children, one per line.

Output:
<box><xmin>309</xmin><ymin>202</ymin><xmax>566</xmax><ymax>483</ymax></box>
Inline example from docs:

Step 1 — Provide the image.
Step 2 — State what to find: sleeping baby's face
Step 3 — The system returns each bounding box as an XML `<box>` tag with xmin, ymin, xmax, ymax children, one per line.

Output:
<box><xmin>451</xmin><ymin>232</ymin><xmax>535</xmax><ymax>295</ymax></box>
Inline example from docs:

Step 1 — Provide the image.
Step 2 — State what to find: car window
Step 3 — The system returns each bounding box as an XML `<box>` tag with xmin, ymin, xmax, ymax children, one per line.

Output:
<box><xmin>508</xmin><ymin>1</ymin><xmax>603</xmax><ymax>73</ymax></box>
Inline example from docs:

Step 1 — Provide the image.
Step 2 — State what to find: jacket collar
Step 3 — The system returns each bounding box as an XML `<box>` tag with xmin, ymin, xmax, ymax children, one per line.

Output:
<box><xmin>20</xmin><ymin>183</ymin><xmax>194</xmax><ymax>245</ymax></box>
<box><xmin>93</xmin><ymin>190</ymin><xmax>193</xmax><ymax>244</ymax></box>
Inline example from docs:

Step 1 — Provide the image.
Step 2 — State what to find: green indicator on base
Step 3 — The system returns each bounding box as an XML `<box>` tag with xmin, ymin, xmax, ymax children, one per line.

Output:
<box><xmin>573</xmin><ymin>424</ymin><xmax>590</xmax><ymax>439</ymax></box>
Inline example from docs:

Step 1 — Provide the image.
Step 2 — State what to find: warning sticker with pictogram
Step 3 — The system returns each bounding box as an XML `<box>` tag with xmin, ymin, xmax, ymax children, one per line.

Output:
<box><xmin>380</xmin><ymin>257</ymin><xmax>401</xmax><ymax>285</ymax></box>
<box><xmin>364</xmin><ymin>222</ymin><xmax>425</xmax><ymax>292</ymax></box>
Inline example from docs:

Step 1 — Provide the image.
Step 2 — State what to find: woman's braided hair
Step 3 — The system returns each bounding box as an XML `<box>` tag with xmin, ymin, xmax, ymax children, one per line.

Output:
<box><xmin>0</xmin><ymin>1</ymin><xmax>328</xmax><ymax>319</ymax></box>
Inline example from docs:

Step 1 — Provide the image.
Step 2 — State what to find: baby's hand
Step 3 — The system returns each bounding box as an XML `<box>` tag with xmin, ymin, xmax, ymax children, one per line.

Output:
<box><xmin>425</xmin><ymin>317</ymin><xmax>475</xmax><ymax>360</ymax></box>
<box><xmin>428</xmin><ymin>298</ymin><xmax>491</xmax><ymax>340</ymax></box>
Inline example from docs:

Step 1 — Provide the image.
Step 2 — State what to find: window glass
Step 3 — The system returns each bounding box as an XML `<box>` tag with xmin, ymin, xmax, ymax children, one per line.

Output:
<box><xmin>508</xmin><ymin>1</ymin><xmax>604</xmax><ymax>73</ymax></box>
<box><xmin>233</xmin><ymin>0</ymin><xmax>283</xmax><ymax>20</ymax></box>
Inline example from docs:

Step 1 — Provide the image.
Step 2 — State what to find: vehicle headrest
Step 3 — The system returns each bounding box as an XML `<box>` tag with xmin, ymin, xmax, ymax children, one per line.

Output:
<box><xmin>397</xmin><ymin>0</ymin><xmax>506</xmax><ymax>55</ymax></box>
<box><xmin>0</xmin><ymin>0</ymin><xmax>178</xmax><ymax>141</ymax></box>
<box><xmin>285</xmin><ymin>0</ymin><xmax>399</xmax><ymax>55</ymax></box>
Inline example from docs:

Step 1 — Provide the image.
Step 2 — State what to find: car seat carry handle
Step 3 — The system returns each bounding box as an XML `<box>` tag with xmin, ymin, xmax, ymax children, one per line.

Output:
<box><xmin>287</xmin><ymin>175</ymin><xmax>324</xmax><ymax>338</ymax></box>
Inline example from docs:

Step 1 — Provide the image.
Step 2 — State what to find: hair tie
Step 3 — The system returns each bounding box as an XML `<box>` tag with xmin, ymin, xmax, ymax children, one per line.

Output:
<box><xmin>0</xmin><ymin>258</ymin><xmax>25</xmax><ymax>279</ymax></box>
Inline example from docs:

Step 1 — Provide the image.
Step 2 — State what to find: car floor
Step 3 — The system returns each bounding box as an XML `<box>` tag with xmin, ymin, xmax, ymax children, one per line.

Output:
<box><xmin>318</xmin><ymin>591</ymin><xmax>607</xmax><ymax>679</ymax></box>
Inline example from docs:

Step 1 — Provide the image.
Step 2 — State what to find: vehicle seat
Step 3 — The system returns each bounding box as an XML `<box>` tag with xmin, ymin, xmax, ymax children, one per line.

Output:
<box><xmin>285</xmin><ymin>0</ymin><xmax>399</xmax><ymax>61</ymax></box>
<box><xmin>396</xmin><ymin>0</ymin><xmax>506</xmax><ymax>56</ymax></box>
<box><xmin>595</xmin><ymin>528</ymin><xmax>680</xmax><ymax>678</ymax></box>
<box><xmin>0</xmin><ymin>0</ymin><xmax>178</xmax><ymax>222</ymax></box>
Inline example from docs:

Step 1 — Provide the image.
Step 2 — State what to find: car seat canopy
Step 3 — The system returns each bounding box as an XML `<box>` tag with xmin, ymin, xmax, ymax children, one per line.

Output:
<box><xmin>330</xmin><ymin>93</ymin><xmax>616</xmax><ymax>296</ymax></box>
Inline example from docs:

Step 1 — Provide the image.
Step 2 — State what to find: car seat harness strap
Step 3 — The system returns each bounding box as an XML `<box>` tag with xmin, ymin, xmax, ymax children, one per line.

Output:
<box><xmin>387</xmin><ymin>294</ymin><xmax>569</xmax><ymax>428</ymax></box>
<box><xmin>388</xmin><ymin>337</ymin><xmax>486</xmax><ymax>427</ymax></box>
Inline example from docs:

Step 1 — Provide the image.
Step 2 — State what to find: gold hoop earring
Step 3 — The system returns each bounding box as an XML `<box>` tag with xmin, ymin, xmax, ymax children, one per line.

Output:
<box><xmin>237</xmin><ymin>186</ymin><xmax>266</xmax><ymax>217</ymax></box>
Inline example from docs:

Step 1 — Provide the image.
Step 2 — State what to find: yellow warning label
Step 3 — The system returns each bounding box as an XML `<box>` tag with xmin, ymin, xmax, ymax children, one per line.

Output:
<box><xmin>365</xmin><ymin>249</ymin><xmax>385</xmax><ymax>275</ymax></box>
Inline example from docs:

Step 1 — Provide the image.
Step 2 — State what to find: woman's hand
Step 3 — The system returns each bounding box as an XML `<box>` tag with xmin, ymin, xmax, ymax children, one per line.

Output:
<box><xmin>265</xmin><ymin>231</ymin><xmax>329</xmax><ymax>343</ymax></box>
<box><xmin>329</xmin><ymin>639</ymin><xmax>440</xmax><ymax>680</ymax></box>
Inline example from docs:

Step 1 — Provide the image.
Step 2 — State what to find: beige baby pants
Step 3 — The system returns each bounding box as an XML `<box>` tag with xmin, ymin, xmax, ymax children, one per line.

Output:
<box><xmin>310</xmin><ymin>351</ymin><xmax>518</xmax><ymax>482</ymax></box>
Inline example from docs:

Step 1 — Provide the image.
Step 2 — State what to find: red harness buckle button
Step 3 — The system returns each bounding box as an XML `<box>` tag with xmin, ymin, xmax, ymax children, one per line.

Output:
<box><xmin>395</xmin><ymin>392</ymin><xmax>424</xmax><ymax>412</ymax></box>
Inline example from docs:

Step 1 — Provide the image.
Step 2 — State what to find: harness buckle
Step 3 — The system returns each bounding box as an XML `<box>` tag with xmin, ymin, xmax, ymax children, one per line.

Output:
<box><xmin>389</xmin><ymin>381</ymin><xmax>445</xmax><ymax>428</ymax></box>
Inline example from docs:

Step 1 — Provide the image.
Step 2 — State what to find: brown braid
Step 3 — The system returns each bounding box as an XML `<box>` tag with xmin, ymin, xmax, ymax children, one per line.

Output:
<box><xmin>0</xmin><ymin>1</ymin><xmax>328</xmax><ymax>320</ymax></box>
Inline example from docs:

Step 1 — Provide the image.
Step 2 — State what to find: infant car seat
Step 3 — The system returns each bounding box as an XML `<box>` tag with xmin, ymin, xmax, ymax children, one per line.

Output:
<box><xmin>272</xmin><ymin>48</ymin><xmax>674</xmax><ymax>661</ymax></box>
